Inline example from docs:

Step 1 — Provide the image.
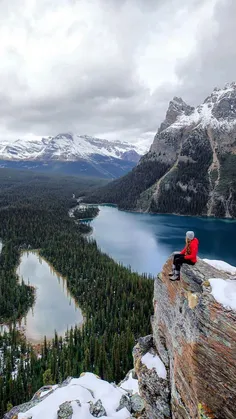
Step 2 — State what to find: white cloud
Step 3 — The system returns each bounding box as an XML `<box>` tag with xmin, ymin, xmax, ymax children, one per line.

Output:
<box><xmin>0</xmin><ymin>0</ymin><xmax>232</xmax><ymax>146</ymax></box>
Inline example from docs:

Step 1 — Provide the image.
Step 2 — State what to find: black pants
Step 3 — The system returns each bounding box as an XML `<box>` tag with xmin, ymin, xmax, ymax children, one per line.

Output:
<box><xmin>173</xmin><ymin>253</ymin><xmax>195</xmax><ymax>272</ymax></box>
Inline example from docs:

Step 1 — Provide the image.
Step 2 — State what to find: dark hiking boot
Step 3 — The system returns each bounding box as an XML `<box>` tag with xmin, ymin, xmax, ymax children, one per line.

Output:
<box><xmin>169</xmin><ymin>273</ymin><xmax>180</xmax><ymax>281</ymax></box>
<box><xmin>169</xmin><ymin>265</ymin><xmax>175</xmax><ymax>276</ymax></box>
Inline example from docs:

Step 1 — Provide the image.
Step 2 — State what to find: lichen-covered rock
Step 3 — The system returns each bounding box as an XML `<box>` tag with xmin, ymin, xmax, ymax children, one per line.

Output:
<box><xmin>32</xmin><ymin>385</ymin><xmax>54</xmax><ymax>401</ymax></box>
<box><xmin>130</xmin><ymin>394</ymin><xmax>145</xmax><ymax>414</ymax></box>
<box><xmin>133</xmin><ymin>342</ymin><xmax>170</xmax><ymax>419</ymax></box>
<box><xmin>137</xmin><ymin>335</ymin><xmax>153</xmax><ymax>353</ymax></box>
<box><xmin>57</xmin><ymin>401</ymin><xmax>73</xmax><ymax>419</ymax></box>
<box><xmin>116</xmin><ymin>394</ymin><xmax>132</xmax><ymax>413</ymax></box>
<box><xmin>89</xmin><ymin>399</ymin><xmax>107</xmax><ymax>417</ymax></box>
<box><xmin>3</xmin><ymin>400</ymin><xmax>39</xmax><ymax>419</ymax></box>
<box><xmin>145</xmin><ymin>258</ymin><xmax>236</xmax><ymax>419</ymax></box>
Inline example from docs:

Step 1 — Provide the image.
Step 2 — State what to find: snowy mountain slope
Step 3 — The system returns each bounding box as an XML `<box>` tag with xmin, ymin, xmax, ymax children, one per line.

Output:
<box><xmin>164</xmin><ymin>82</ymin><xmax>236</xmax><ymax>132</ymax></box>
<box><xmin>0</xmin><ymin>134</ymin><xmax>147</xmax><ymax>179</ymax></box>
<box><xmin>85</xmin><ymin>82</ymin><xmax>236</xmax><ymax>217</ymax></box>
<box><xmin>0</xmin><ymin>134</ymin><xmax>146</xmax><ymax>162</ymax></box>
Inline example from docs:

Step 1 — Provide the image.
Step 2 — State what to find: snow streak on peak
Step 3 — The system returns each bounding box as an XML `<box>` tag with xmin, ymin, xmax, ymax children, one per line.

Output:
<box><xmin>164</xmin><ymin>82</ymin><xmax>236</xmax><ymax>133</ymax></box>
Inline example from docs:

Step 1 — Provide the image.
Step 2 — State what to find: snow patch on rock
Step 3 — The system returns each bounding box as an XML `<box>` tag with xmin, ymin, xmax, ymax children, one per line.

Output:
<box><xmin>209</xmin><ymin>278</ymin><xmax>236</xmax><ymax>311</ymax></box>
<box><xmin>141</xmin><ymin>352</ymin><xmax>167</xmax><ymax>379</ymax></box>
<box><xmin>119</xmin><ymin>371</ymin><xmax>139</xmax><ymax>394</ymax></box>
<box><xmin>203</xmin><ymin>259</ymin><xmax>236</xmax><ymax>275</ymax></box>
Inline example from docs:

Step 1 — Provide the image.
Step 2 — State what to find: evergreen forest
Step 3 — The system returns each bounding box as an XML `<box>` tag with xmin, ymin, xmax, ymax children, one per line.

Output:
<box><xmin>0</xmin><ymin>168</ymin><xmax>153</xmax><ymax>417</ymax></box>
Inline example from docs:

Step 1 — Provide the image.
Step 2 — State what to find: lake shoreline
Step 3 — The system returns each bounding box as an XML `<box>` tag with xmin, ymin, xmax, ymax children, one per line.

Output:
<box><xmin>81</xmin><ymin>200</ymin><xmax>236</xmax><ymax>222</ymax></box>
<box><xmin>1</xmin><ymin>250</ymin><xmax>85</xmax><ymax>345</ymax></box>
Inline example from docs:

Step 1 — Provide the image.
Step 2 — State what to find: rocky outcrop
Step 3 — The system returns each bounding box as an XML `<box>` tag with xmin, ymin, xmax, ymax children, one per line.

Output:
<box><xmin>133</xmin><ymin>336</ymin><xmax>170</xmax><ymax>419</ymax></box>
<box><xmin>134</xmin><ymin>259</ymin><xmax>236</xmax><ymax>419</ymax></box>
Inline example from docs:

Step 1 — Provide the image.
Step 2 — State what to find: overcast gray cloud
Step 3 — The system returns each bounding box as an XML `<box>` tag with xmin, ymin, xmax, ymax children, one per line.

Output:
<box><xmin>0</xmin><ymin>0</ymin><xmax>234</xmax><ymax>147</ymax></box>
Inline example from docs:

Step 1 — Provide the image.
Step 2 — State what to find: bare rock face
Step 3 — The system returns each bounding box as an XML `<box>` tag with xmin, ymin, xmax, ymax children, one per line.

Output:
<box><xmin>133</xmin><ymin>336</ymin><xmax>170</xmax><ymax>419</ymax></box>
<box><xmin>135</xmin><ymin>259</ymin><xmax>236</xmax><ymax>419</ymax></box>
<box><xmin>158</xmin><ymin>97</ymin><xmax>195</xmax><ymax>134</ymax></box>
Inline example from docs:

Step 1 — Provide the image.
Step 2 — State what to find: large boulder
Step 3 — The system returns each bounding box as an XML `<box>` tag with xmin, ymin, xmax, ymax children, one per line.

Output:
<box><xmin>135</xmin><ymin>258</ymin><xmax>236</xmax><ymax>419</ymax></box>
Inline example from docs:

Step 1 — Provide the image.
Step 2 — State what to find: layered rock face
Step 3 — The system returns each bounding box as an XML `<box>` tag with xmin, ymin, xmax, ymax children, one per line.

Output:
<box><xmin>134</xmin><ymin>259</ymin><xmax>236</xmax><ymax>419</ymax></box>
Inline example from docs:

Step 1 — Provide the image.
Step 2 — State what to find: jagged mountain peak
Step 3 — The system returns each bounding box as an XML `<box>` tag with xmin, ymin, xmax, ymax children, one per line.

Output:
<box><xmin>160</xmin><ymin>81</ymin><xmax>236</xmax><ymax>133</ymax></box>
<box><xmin>158</xmin><ymin>96</ymin><xmax>194</xmax><ymax>133</ymax></box>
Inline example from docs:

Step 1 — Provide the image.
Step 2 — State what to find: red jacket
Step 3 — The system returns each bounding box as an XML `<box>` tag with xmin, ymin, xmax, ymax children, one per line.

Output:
<box><xmin>180</xmin><ymin>238</ymin><xmax>199</xmax><ymax>263</ymax></box>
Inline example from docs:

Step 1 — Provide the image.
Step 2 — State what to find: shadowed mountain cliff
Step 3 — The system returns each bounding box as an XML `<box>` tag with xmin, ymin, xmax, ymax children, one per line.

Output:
<box><xmin>85</xmin><ymin>82</ymin><xmax>236</xmax><ymax>218</ymax></box>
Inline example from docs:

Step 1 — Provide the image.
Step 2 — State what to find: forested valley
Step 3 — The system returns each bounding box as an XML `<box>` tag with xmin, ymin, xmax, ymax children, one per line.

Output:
<box><xmin>0</xmin><ymin>169</ymin><xmax>153</xmax><ymax>417</ymax></box>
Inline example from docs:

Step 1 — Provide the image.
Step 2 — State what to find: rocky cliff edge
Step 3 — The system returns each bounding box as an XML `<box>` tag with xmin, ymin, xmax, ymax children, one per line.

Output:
<box><xmin>133</xmin><ymin>258</ymin><xmax>236</xmax><ymax>419</ymax></box>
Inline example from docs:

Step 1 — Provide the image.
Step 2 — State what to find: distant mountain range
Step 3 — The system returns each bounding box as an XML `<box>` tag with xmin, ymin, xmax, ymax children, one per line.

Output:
<box><xmin>85</xmin><ymin>82</ymin><xmax>236</xmax><ymax>218</ymax></box>
<box><xmin>0</xmin><ymin>134</ymin><xmax>147</xmax><ymax>179</ymax></box>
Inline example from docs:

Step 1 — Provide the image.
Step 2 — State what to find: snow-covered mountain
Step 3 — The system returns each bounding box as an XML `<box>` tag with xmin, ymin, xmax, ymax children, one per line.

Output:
<box><xmin>0</xmin><ymin>134</ymin><xmax>145</xmax><ymax>162</ymax></box>
<box><xmin>0</xmin><ymin>134</ymin><xmax>147</xmax><ymax>179</ymax></box>
<box><xmin>85</xmin><ymin>81</ymin><xmax>236</xmax><ymax>217</ymax></box>
<box><xmin>159</xmin><ymin>82</ymin><xmax>236</xmax><ymax>133</ymax></box>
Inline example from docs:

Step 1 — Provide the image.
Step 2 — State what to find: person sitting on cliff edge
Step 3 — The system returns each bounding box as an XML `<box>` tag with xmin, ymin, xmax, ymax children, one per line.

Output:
<box><xmin>169</xmin><ymin>231</ymin><xmax>199</xmax><ymax>281</ymax></box>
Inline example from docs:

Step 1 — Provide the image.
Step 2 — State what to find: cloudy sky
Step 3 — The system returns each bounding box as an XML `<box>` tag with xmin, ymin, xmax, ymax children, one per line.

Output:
<box><xmin>0</xmin><ymin>0</ymin><xmax>235</xmax><ymax>148</ymax></box>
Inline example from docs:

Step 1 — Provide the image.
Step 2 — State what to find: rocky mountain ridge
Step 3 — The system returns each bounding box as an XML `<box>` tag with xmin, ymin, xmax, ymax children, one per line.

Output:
<box><xmin>85</xmin><ymin>82</ymin><xmax>236</xmax><ymax>217</ymax></box>
<box><xmin>0</xmin><ymin>134</ymin><xmax>145</xmax><ymax>162</ymax></box>
<box><xmin>0</xmin><ymin>134</ymin><xmax>145</xmax><ymax>179</ymax></box>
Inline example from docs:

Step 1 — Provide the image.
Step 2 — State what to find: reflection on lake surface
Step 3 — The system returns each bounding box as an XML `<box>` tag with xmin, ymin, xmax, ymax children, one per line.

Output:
<box><xmin>91</xmin><ymin>206</ymin><xmax>236</xmax><ymax>276</ymax></box>
<box><xmin>16</xmin><ymin>252</ymin><xmax>83</xmax><ymax>343</ymax></box>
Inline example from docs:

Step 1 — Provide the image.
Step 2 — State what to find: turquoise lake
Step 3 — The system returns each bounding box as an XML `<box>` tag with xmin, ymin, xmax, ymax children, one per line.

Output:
<box><xmin>91</xmin><ymin>206</ymin><xmax>236</xmax><ymax>276</ymax></box>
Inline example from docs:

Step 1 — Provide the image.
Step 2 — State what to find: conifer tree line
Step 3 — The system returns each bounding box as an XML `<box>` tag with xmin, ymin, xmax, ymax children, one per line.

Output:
<box><xmin>0</xmin><ymin>168</ymin><xmax>153</xmax><ymax>417</ymax></box>
<box><xmin>73</xmin><ymin>206</ymin><xmax>99</xmax><ymax>219</ymax></box>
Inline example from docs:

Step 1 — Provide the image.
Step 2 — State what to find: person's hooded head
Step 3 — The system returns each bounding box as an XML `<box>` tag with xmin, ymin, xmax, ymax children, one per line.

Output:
<box><xmin>186</xmin><ymin>231</ymin><xmax>194</xmax><ymax>241</ymax></box>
